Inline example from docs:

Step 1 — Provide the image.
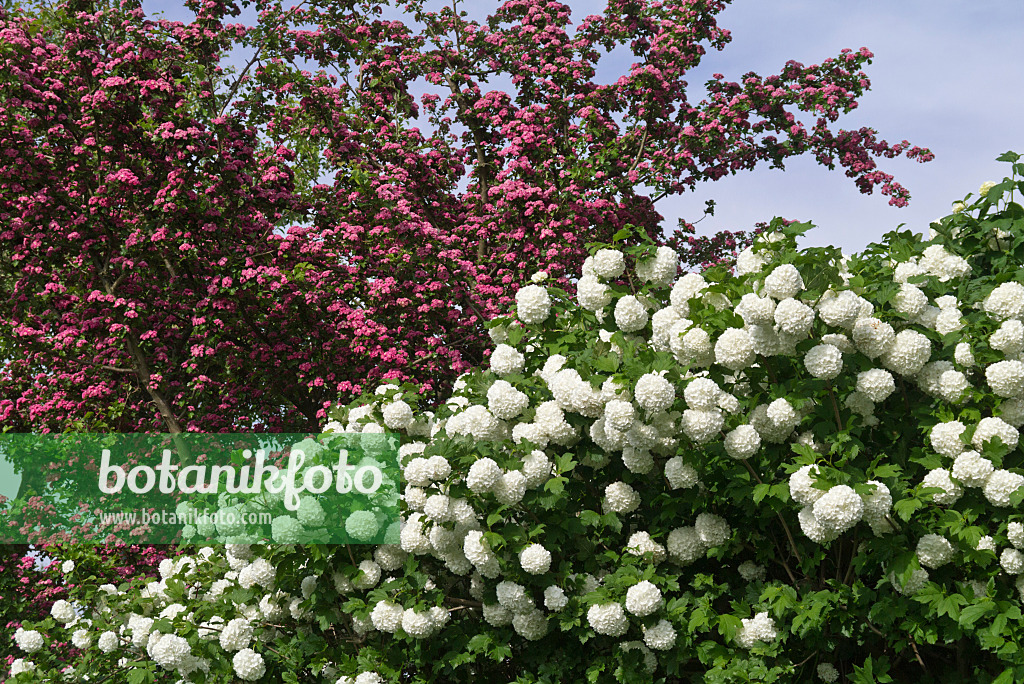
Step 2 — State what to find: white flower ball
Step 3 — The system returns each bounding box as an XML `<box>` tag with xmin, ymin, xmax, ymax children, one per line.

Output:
<box><xmin>14</xmin><ymin>629</ymin><xmax>43</xmax><ymax>654</ymax></box>
<box><xmin>587</xmin><ymin>603</ymin><xmax>629</xmax><ymax>636</ymax></box>
<box><xmin>370</xmin><ymin>601</ymin><xmax>404</xmax><ymax>633</ymax></box>
<box><xmin>1009</xmin><ymin>522</ymin><xmax>1024</xmax><ymax>549</ymax></box>
<box><xmin>764</xmin><ymin>264</ymin><xmax>804</xmax><ymax>300</ymax></box>
<box><xmin>998</xmin><ymin>398</ymin><xmax>1024</xmax><ymax>428</ymax></box>
<box><xmin>984</xmin><ymin>470</ymin><xmax>1024</xmax><ymax>507</ymax></box>
<box><xmin>775</xmin><ymin>297</ymin><xmax>815</xmax><ymax>336</ymax></box>
<box><xmin>490</xmin><ymin>344</ymin><xmax>525</xmax><ymax>376</ymax></box>
<box><xmin>664</xmin><ymin>457</ymin><xmax>699</xmax><ymax>489</ymax></box>
<box><xmin>670</xmin><ymin>273</ymin><xmax>707</xmax><ymax>312</ymax></box>
<box><xmin>736</xmin><ymin>293</ymin><xmax>776</xmax><ymax>326</ymax></box>
<box><xmin>466</xmin><ymin>458</ymin><xmax>502</xmax><ymax>494</ymax></box>
<box><xmin>724</xmin><ymin>425</ymin><xmax>761</xmax><ymax>460</ymax></box>
<box><xmin>890</xmin><ymin>566</ymin><xmax>929</xmax><ymax>595</ymax></box>
<box><xmin>482</xmin><ymin>603</ymin><xmax>514</xmax><ymax>627</ymax></box>
<box><xmin>929</xmin><ymin>421</ymin><xmax>966</xmax><ymax>458</ymax></box>
<box><xmin>577</xmin><ymin>275</ymin><xmax>612</xmax><ymax>311</ymax></box>
<box><xmin>604</xmin><ymin>399</ymin><xmax>636</xmax><ymax>432</ymax></box>
<box><xmin>635</xmin><ymin>372</ymin><xmax>674</xmax><ymax>413</ymax></box>
<box><xmin>615</xmin><ymin>295</ymin><xmax>650</xmax><ymax>333</ymax></box>
<box><xmin>625</xmin><ymin>581</ymin><xmax>663</xmax><ymax>617</ymax></box>
<box><xmin>61</xmin><ymin>560</ymin><xmax>74</xmax><ymax>574</ymax></box>
<box><xmin>604</xmin><ymin>481</ymin><xmax>641</xmax><ymax>514</ymax></box>
<box><xmin>715</xmin><ymin>328</ymin><xmax>756</xmax><ymax>371</ymax></box>
<box><xmin>812</xmin><ymin>485</ymin><xmax>863</xmax><ymax>534</ymax></box>
<box><xmin>984</xmin><ymin>282</ymin><xmax>1024</xmax><ymax>320</ymax></box>
<box><xmin>382</xmin><ymin>400</ymin><xmax>414</xmax><ymax>430</ymax></box>
<box><xmin>98</xmin><ymin>631</ymin><xmax>118</xmax><ymax>653</ymax></box>
<box><xmin>951</xmin><ymin>451</ymin><xmax>994</xmax><ymax>488</ymax></box>
<box><xmin>636</xmin><ymin>246</ymin><xmax>678</xmax><ymax>286</ymax></box>
<box><xmin>852</xmin><ymin>318</ymin><xmax>895</xmax><ymax>358</ymax></box>
<box><xmin>219</xmin><ymin>617</ymin><xmax>254</xmax><ymax>652</ymax></box>
<box><xmin>402</xmin><ymin>609</ymin><xmax>435</xmax><ymax>638</ymax></box>
<box><xmin>496</xmin><ymin>581</ymin><xmax>534</xmax><ymax>614</ymax></box>
<box><xmin>516</xmin><ymin>284</ymin><xmax>551</xmax><ymax>324</ymax></box>
<box><xmin>916</xmin><ymin>534</ymin><xmax>955</xmax><ymax>569</ymax></box>
<box><xmin>544</xmin><ymin>586</ymin><xmax>568</xmax><ymax>611</ymax></box>
<box><xmin>738</xmin><ymin>560</ymin><xmax>767</xmax><ymax>582</ymax></box>
<box><xmin>818</xmin><ymin>663</ymin><xmax>840</xmax><ymax>683</ymax></box>
<box><xmin>973</xmin><ymin>416</ymin><xmax>1019</xmax><ymax>451</ymax></box>
<box><xmin>346</xmin><ymin>510</ymin><xmax>380</xmax><ymax>541</ymax></box>
<box><xmin>978</xmin><ymin>536</ymin><xmax>997</xmax><ymax>552</ymax></box>
<box><xmin>987</xmin><ymin>360</ymin><xmax>1024</xmax><ymax>398</ymax></box>
<box><xmin>626</xmin><ymin>531</ymin><xmax>667</xmax><ymax>563</ymax></box>
<box><xmin>683</xmin><ymin>377</ymin><xmax>721</xmax><ymax>411</ymax></box>
<box><xmin>921</xmin><ymin>468</ymin><xmax>963</xmax><ymax>505</ymax></box>
<box><xmin>954</xmin><ymin>342</ymin><xmax>975</xmax><ymax>367</ymax></box>
<box><xmin>789</xmin><ymin>465</ymin><xmax>826</xmax><ymax>506</ymax></box>
<box><xmin>682</xmin><ymin>408</ymin><xmax>725</xmax><ymax>444</ymax></box>
<box><xmin>893</xmin><ymin>282</ymin><xmax>927</xmax><ymax>317</ymax></box>
<box><xmin>882</xmin><ymin>329</ymin><xmax>931</xmax><ymax>376</ymax></box>
<box><xmin>735</xmin><ymin>611</ymin><xmax>778</xmax><ymax>649</ymax></box>
<box><xmin>352</xmin><ymin>560</ymin><xmax>382</xmax><ymax>590</ymax></box>
<box><xmin>804</xmin><ymin>344</ymin><xmax>842</xmax><ymax>380</ymax></box>
<box><xmin>857</xmin><ymin>369</ymin><xmax>895</xmax><ymax>403</ymax></box>
<box><xmin>695</xmin><ymin>512</ymin><xmax>731</xmax><ymax>547</ymax></box>
<box><xmin>593</xmin><ymin>249</ymin><xmax>626</xmax><ymax>279</ymax></box>
<box><xmin>232</xmin><ymin>648</ymin><xmax>266</xmax><ymax>681</ymax></box>
<box><xmin>51</xmin><ymin>599</ymin><xmax>76</xmax><ymax>624</ymax></box>
<box><xmin>667</xmin><ymin>526</ymin><xmax>707</xmax><ymax>563</ymax></box>
<box><xmin>519</xmin><ymin>544</ymin><xmax>553</xmax><ymax>575</ymax></box>
<box><xmin>643</xmin><ymin>619</ymin><xmax>677</xmax><ymax>650</ymax></box>
<box><xmin>487</xmin><ymin>380</ymin><xmax>529</xmax><ymax>421</ymax></box>
<box><xmin>512</xmin><ymin>608</ymin><xmax>549</xmax><ymax>641</ymax></box>
<box><xmin>1002</xmin><ymin>548</ymin><xmax>1024</xmax><ymax>575</ymax></box>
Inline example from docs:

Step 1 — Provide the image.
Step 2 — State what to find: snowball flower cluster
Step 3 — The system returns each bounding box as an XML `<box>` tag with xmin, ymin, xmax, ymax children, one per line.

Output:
<box><xmin>735</xmin><ymin>611</ymin><xmax>778</xmax><ymax>649</ymax></box>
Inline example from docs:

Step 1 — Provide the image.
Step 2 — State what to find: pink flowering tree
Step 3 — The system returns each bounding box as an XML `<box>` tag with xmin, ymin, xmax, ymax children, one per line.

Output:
<box><xmin>0</xmin><ymin>0</ymin><xmax>932</xmax><ymax>665</ymax></box>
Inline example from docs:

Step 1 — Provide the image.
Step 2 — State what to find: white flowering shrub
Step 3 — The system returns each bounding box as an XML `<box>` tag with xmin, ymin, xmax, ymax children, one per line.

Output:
<box><xmin>12</xmin><ymin>160</ymin><xmax>1024</xmax><ymax>682</ymax></box>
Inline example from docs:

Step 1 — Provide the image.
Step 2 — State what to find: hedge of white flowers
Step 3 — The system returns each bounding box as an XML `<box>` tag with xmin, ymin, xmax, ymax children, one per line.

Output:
<box><xmin>10</xmin><ymin>158</ymin><xmax>1024</xmax><ymax>683</ymax></box>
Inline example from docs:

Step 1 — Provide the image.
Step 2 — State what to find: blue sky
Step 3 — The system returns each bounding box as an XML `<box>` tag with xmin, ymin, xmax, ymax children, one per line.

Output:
<box><xmin>140</xmin><ymin>0</ymin><xmax>1024</xmax><ymax>254</ymax></box>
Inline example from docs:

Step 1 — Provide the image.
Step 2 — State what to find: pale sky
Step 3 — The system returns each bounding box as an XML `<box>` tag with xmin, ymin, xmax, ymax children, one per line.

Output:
<box><xmin>140</xmin><ymin>0</ymin><xmax>1024</xmax><ymax>254</ymax></box>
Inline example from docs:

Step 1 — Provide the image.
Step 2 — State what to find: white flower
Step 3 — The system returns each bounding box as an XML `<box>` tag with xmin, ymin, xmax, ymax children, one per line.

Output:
<box><xmin>544</xmin><ymin>586</ymin><xmax>568</xmax><ymax>611</ymax></box>
<box><xmin>682</xmin><ymin>408</ymin><xmax>725</xmax><ymax>444</ymax></box>
<box><xmin>929</xmin><ymin>421</ymin><xmax>966</xmax><ymax>458</ymax></box>
<box><xmin>232</xmin><ymin>648</ymin><xmax>266</xmax><ymax>681</ymax></box>
<box><xmin>987</xmin><ymin>360</ymin><xmax>1024</xmax><ymax>398</ymax></box>
<box><xmin>14</xmin><ymin>629</ymin><xmax>43</xmax><ymax>654</ymax></box>
<box><xmin>919</xmin><ymin>244</ymin><xmax>970</xmax><ymax>282</ymax></box>
<box><xmin>736</xmin><ymin>293</ymin><xmax>776</xmax><ymax>326</ymax></box>
<box><xmin>643</xmin><ymin>619</ymin><xmax>677</xmax><ymax>650</ymax></box>
<box><xmin>955</xmin><ymin>342</ymin><xmax>975</xmax><ymax>367</ymax></box>
<box><xmin>516</xmin><ymin>285</ymin><xmax>551</xmax><ymax>324</ymax></box>
<box><xmin>695</xmin><ymin>512</ymin><xmax>731</xmax><ymax>547</ymax></box>
<box><xmin>724</xmin><ymin>425</ymin><xmax>761</xmax><ymax>460</ymax></box>
<box><xmin>764</xmin><ymin>264</ymin><xmax>804</xmax><ymax>299</ymax></box>
<box><xmin>370</xmin><ymin>601</ymin><xmax>404</xmax><ymax>632</ymax></box>
<box><xmin>998</xmin><ymin>398</ymin><xmax>1024</xmax><ymax>428</ymax></box>
<box><xmin>625</xmin><ymin>581</ymin><xmax>662</xmax><ymax>616</ymax></box>
<box><xmin>382</xmin><ymin>400</ymin><xmax>413</xmax><ymax>430</ymax></box>
<box><xmin>593</xmin><ymin>249</ymin><xmax>626</xmax><ymax>279</ymax></box>
<box><xmin>531</xmin><ymin>270</ymin><xmax>548</xmax><ymax>283</ymax></box>
<box><xmin>577</xmin><ymin>275</ymin><xmax>611</xmax><ymax>311</ymax></box>
<box><xmin>775</xmin><ymin>298</ymin><xmax>815</xmax><ymax>336</ymax></box>
<box><xmin>71</xmin><ymin>628</ymin><xmax>91</xmax><ymax>650</ymax></box>
<box><xmin>804</xmin><ymin>344</ymin><xmax>842</xmax><ymax>379</ymax></box>
<box><xmin>951</xmin><ymin>451</ymin><xmax>994</xmax><ymax>487</ymax></box>
<box><xmin>519</xmin><ymin>544</ymin><xmax>552</xmax><ymax>575</ymax></box>
<box><xmin>812</xmin><ymin>485</ymin><xmax>863</xmax><ymax>534</ymax></box>
<box><xmin>149</xmin><ymin>633</ymin><xmax>191</xmax><ymax>670</ymax></box>
<box><xmin>346</xmin><ymin>510</ymin><xmax>379</xmax><ymax>541</ymax></box>
<box><xmin>587</xmin><ymin>603</ymin><xmax>629</xmax><ymax>636</ymax></box>
<box><xmin>61</xmin><ymin>559</ymin><xmax>75</xmax><ymax>574</ymax></box>
<box><xmin>916</xmin><ymin>534</ymin><xmax>955</xmax><ymax>569</ymax></box>
<box><xmin>667</xmin><ymin>526</ymin><xmax>707</xmax><ymax>563</ymax></box>
<box><xmin>98</xmin><ymin>631</ymin><xmax>118</xmax><ymax>653</ymax></box>
<box><xmin>921</xmin><ymin>468</ymin><xmax>962</xmax><ymax>505</ymax></box>
<box><xmin>466</xmin><ymin>458</ymin><xmax>502</xmax><ymax>494</ymax></box>
<box><xmin>487</xmin><ymin>380</ymin><xmax>529</xmax><ymax>421</ymax></box>
<box><xmin>715</xmin><ymin>328</ymin><xmax>756</xmax><ymax>371</ymax></box>
<box><xmin>626</xmin><ymin>531</ymin><xmax>667</xmax><ymax>563</ymax></box>
<box><xmin>496</xmin><ymin>581</ymin><xmax>534</xmax><ymax>614</ymax></box>
<box><xmin>984</xmin><ymin>282</ymin><xmax>1024</xmax><ymax>321</ymax></box>
<box><xmin>634</xmin><ymin>372</ymin><xmax>674</xmax><ymax>413</ymax></box>
<box><xmin>402</xmin><ymin>608</ymin><xmax>436</xmax><ymax>638</ymax></box>
<box><xmin>738</xmin><ymin>560</ymin><xmax>766</xmax><ymax>582</ymax></box>
<box><xmin>495</xmin><ymin>470</ymin><xmax>527</xmax><ymax>505</ymax></box>
<box><xmin>490</xmin><ymin>344</ymin><xmax>525</xmax><ymax>376</ymax></box>
<box><xmin>980</xmin><ymin>180</ymin><xmax>998</xmax><ymax>196</ymax></box>
<box><xmin>856</xmin><ymin>368</ymin><xmax>895</xmax><ymax>403</ymax></box>
<box><xmin>991</xmin><ymin>319</ymin><xmax>1024</xmax><ymax>355</ymax></box>
<box><xmin>890</xmin><ymin>566</ymin><xmax>929</xmax><ymax>595</ymax></box>
<box><xmin>352</xmin><ymin>560</ymin><xmax>382</xmax><ymax>590</ymax></box>
<box><xmin>893</xmin><ymin>282</ymin><xmax>927</xmax><ymax>317</ymax></box>
<box><xmin>670</xmin><ymin>273</ymin><xmax>707</xmax><ymax>312</ymax></box>
<box><xmin>818</xmin><ymin>290</ymin><xmax>866</xmax><ymax>329</ymax></box>
<box><xmin>664</xmin><ymin>457</ymin><xmax>699</xmax><ymax>489</ymax></box>
<box><xmin>1008</xmin><ymin>522</ymin><xmax>1024</xmax><ymax>550</ymax></box>
<box><xmin>735</xmin><ymin>611</ymin><xmax>777</xmax><ymax>649</ymax></box>
<box><xmin>51</xmin><ymin>599</ymin><xmax>76</xmax><ymax>624</ymax></box>
<box><xmin>852</xmin><ymin>318</ymin><xmax>895</xmax><ymax>359</ymax></box>
<box><xmin>512</xmin><ymin>608</ymin><xmax>549</xmax><ymax>640</ymax></box>
<box><xmin>984</xmin><ymin>470</ymin><xmax>1024</xmax><ymax>507</ymax></box>
<box><xmin>604</xmin><ymin>482</ymin><xmax>641</xmax><ymax>514</ymax></box>
<box><xmin>978</xmin><ymin>536</ymin><xmax>997</xmax><ymax>552</ymax></box>
<box><xmin>1002</xmin><ymin>548</ymin><xmax>1024</xmax><ymax>574</ymax></box>
<box><xmin>482</xmin><ymin>603</ymin><xmax>513</xmax><ymax>627</ymax></box>
<box><xmin>789</xmin><ymin>465</ymin><xmax>826</xmax><ymax>506</ymax></box>
<box><xmin>615</xmin><ymin>295</ymin><xmax>649</xmax><ymax>332</ymax></box>
<box><xmin>604</xmin><ymin>399</ymin><xmax>635</xmax><ymax>432</ymax></box>
<box><xmin>636</xmin><ymin>246</ymin><xmax>678</xmax><ymax>286</ymax></box>
<box><xmin>935</xmin><ymin>308</ymin><xmax>964</xmax><ymax>335</ymax></box>
<box><xmin>881</xmin><ymin>329</ymin><xmax>931</xmax><ymax>376</ymax></box>
<box><xmin>354</xmin><ymin>674</ymin><xmax>384</xmax><ymax>684</ymax></box>
<box><xmin>973</xmin><ymin>416</ymin><xmax>1019</xmax><ymax>451</ymax></box>
<box><xmin>818</xmin><ymin>663</ymin><xmax>840</xmax><ymax>683</ymax></box>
